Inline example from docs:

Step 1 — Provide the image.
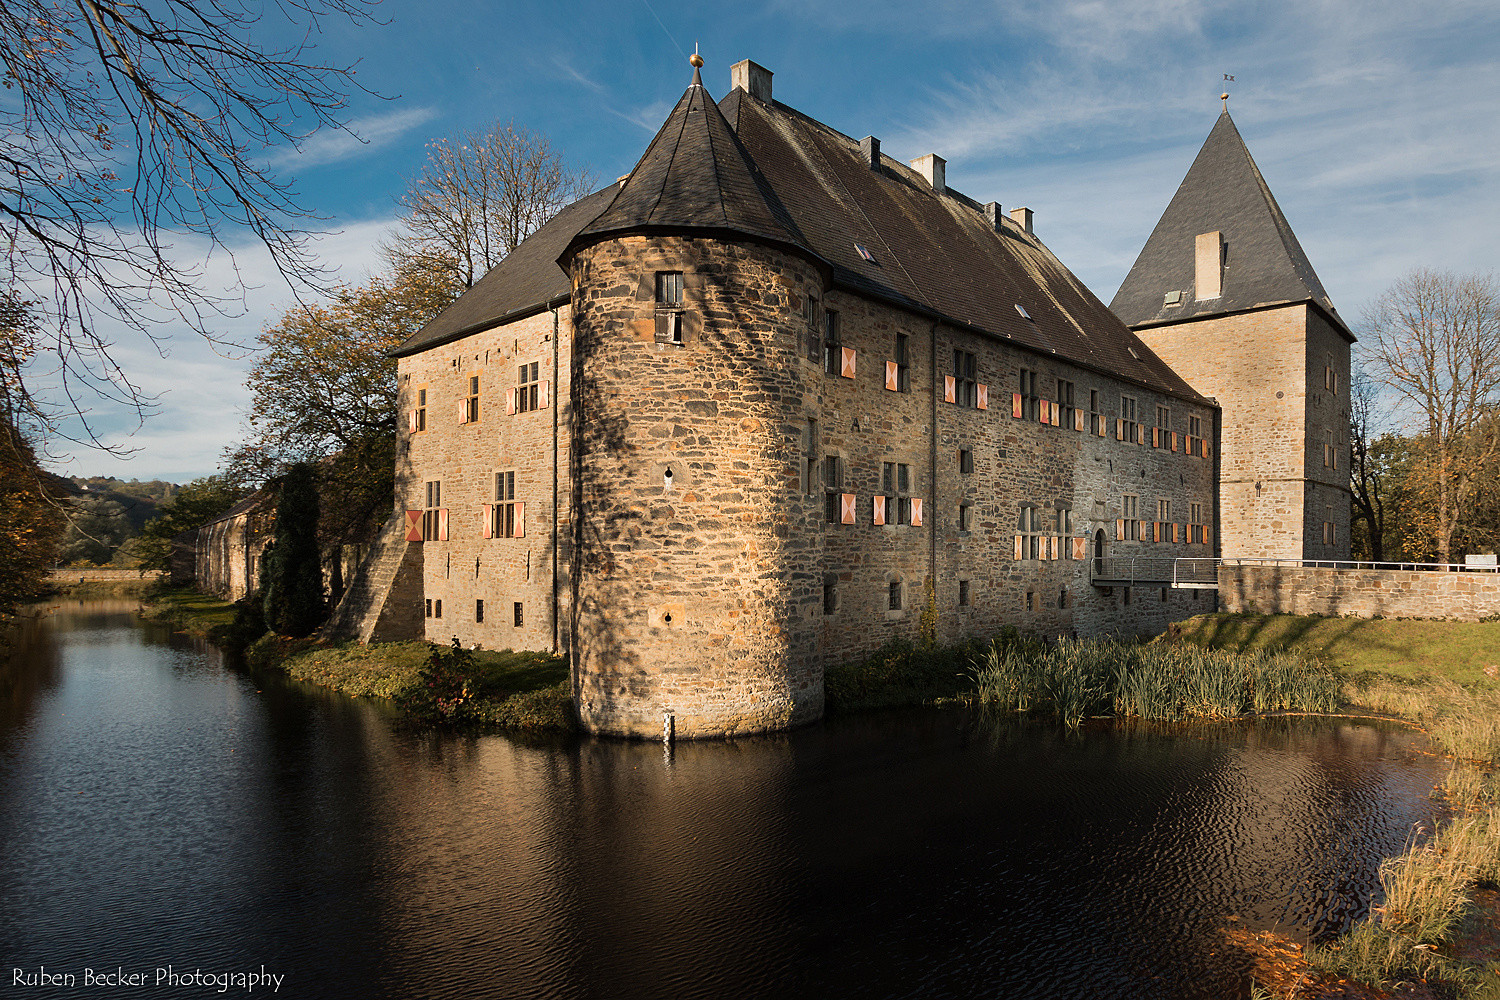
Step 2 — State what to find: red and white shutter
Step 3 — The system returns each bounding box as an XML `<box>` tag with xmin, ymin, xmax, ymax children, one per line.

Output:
<box><xmin>459</xmin><ymin>400</ymin><xmax>469</xmax><ymax>425</ymax></box>
<box><xmin>885</xmin><ymin>361</ymin><xmax>899</xmax><ymax>391</ymax></box>
<box><xmin>481</xmin><ymin>504</ymin><xmax>493</xmax><ymax>539</ymax></box>
<box><xmin>840</xmin><ymin>347</ymin><xmax>856</xmax><ymax>379</ymax></box>
<box><xmin>910</xmin><ymin>498</ymin><xmax>923</xmax><ymax>526</ymax></box>
<box><xmin>1116</xmin><ymin>418</ymin><xmax>1124</xmax><ymax>440</ymax></box>
<box><xmin>1136</xmin><ymin>424</ymin><xmax>1145</xmax><ymax>446</ymax></box>
<box><xmin>437</xmin><ymin>508</ymin><xmax>449</xmax><ymax>541</ymax></box>
<box><xmin>408</xmin><ymin>410</ymin><xmax>419</xmax><ymax>433</ymax></box>
<box><xmin>873</xmin><ymin>495</ymin><xmax>886</xmax><ymax>525</ymax></box>
<box><xmin>840</xmin><ymin>493</ymin><xmax>857</xmax><ymax>524</ymax></box>
<box><xmin>506</xmin><ymin>389</ymin><xmax>516</xmax><ymax>416</ymax></box>
<box><xmin>1116</xmin><ymin>519</ymin><xmax>1124</xmax><ymax>541</ymax></box>
<box><xmin>405</xmin><ymin>510</ymin><xmax>423</xmax><ymax>542</ymax></box>
<box><xmin>944</xmin><ymin>376</ymin><xmax>957</xmax><ymax>404</ymax></box>
<box><xmin>1013</xmin><ymin>392</ymin><xmax>1023</xmax><ymax>419</ymax></box>
<box><xmin>1074</xmin><ymin>409</ymin><xmax>1085</xmax><ymax>433</ymax></box>
<box><xmin>1072</xmin><ymin>536</ymin><xmax>1087</xmax><ymax>561</ymax></box>
<box><xmin>1039</xmin><ymin>400</ymin><xmax>1050</xmax><ymax>425</ymax></box>
<box><xmin>1014</xmin><ymin>534</ymin><xmax>1024</xmax><ymax>560</ymax></box>
<box><xmin>514</xmin><ymin>501</ymin><xmax>525</xmax><ymax>538</ymax></box>
<box><xmin>539</xmin><ymin>381</ymin><xmax>550</xmax><ymax>409</ymax></box>
<box><xmin>977</xmin><ymin>383</ymin><xmax>988</xmax><ymax>410</ymax></box>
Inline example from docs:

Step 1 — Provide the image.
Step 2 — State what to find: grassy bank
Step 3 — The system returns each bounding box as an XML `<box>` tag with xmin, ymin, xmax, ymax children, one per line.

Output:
<box><xmin>137</xmin><ymin>584</ymin><xmax>238</xmax><ymax>637</ymax></box>
<box><xmin>249</xmin><ymin>636</ymin><xmax>573</xmax><ymax>733</ymax></box>
<box><xmin>139</xmin><ymin>587</ymin><xmax>573</xmax><ymax>734</ymax></box>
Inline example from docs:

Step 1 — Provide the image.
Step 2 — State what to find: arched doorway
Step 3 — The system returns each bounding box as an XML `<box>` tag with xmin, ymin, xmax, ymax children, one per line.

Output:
<box><xmin>1093</xmin><ymin>528</ymin><xmax>1107</xmax><ymax>580</ymax></box>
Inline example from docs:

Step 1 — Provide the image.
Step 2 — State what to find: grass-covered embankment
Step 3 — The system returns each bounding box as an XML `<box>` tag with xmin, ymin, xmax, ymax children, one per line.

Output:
<box><xmin>247</xmin><ymin>635</ymin><xmax>573</xmax><ymax>733</ymax></box>
<box><xmin>139</xmin><ymin>586</ymin><xmax>574</xmax><ymax>734</ymax></box>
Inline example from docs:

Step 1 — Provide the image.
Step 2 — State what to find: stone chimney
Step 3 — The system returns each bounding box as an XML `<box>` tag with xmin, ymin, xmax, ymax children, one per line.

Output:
<box><xmin>1010</xmin><ymin>206</ymin><xmax>1033</xmax><ymax>234</ymax></box>
<box><xmin>1195</xmin><ymin>231</ymin><xmax>1223</xmax><ymax>299</ymax></box>
<box><xmin>730</xmin><ymin>60</ymin><xmax>773</xmax><ymax>102</ymax></box>
<box><xmin>983</xmin><ymin>201</ymin><xmax>1003</xmax><ymax>230</ymax></box>
<box><xmin>910</xmin><ymin>153</ymin><xmax>945</xmax><ymax>193</ymax></box>
<box><xmin>860</xmin><ymin>136</ymin><xmax>880</xmax><ymax>170</ymax></box>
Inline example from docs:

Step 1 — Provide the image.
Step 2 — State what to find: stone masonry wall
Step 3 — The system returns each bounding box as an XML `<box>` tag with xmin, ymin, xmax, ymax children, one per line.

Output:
<box><xmin>1134</xmin><ymin>303</ymin><xmax>1351</xmax><ymax>561</ymax></box>
<box><xmin>570</xmin><ymin>236</ymin><xmax>826</xmax><ymax>739</ymax></box>
<box><xmin>1220</xmin><ymin>564</ymin><xmax>1500</xmax><ymax>621</ymax></box>
<box><xmin>396</xmin><ymin>305</ymin><xmax>572</xmax><ymax>654</ymax></box>
<box><xmin>568</xmin><ymin>233</ymin><xmax>1220</xmax><ymax>740</ymax></box>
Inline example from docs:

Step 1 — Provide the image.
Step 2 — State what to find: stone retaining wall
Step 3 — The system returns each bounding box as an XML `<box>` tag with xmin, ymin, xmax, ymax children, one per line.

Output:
<box><xmin>48</xmin><ymin>569</ymin><xmax>164</xmax><ymax>582</ymax></box>
<box><xmin>1219</xmin><ymin>563</ymin><xmax>1500</xmax><ymax>621</ymax></box>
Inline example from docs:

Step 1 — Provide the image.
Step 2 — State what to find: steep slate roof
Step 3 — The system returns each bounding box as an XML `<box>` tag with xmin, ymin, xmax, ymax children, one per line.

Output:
<box><xmin>562</xmin><ymin>72</ymin><xmax>1207</xmax><ymax>405</ymax></box>
<box><xmin>1110</xmin><ymin>111</ymin><xmax>1351</xmax><ymax>340</ymax></box>
<box><xmin>392</xmin><ymin>184</ymin><xmax>619</xmax><ymax>357</ymax></box>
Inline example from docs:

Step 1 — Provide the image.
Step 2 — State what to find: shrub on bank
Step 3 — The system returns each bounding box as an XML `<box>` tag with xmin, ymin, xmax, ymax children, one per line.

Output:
<box><xmin>823</xmin><ymin>636</ymin><xmax>988</xmax><ymax>714</ymax></box>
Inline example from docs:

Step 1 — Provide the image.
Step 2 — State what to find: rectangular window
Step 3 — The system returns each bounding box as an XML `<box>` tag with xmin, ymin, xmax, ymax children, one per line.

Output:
<box><xmin>1121</xmin><ymin>494</ymin><xmax>1140</xmax><ymax>541</ymax></box>
<box><xmin>434</xmin><ymin>599</ymin><xmax>442</xmax><ymax>619</ymax></box>
<box><xmin>655</xmin><ymin>270</ymin><xmax>684</xmax><ymax>345</ymax></box>
<box><xmin>805</xmin><ymin>420</ymin><xmax>818</xmax><ymax>496</ymax></box>
<box><xmin>1156</xmin><ymin>404</ymin><xmax>1171</xmax><ymax>431</ymax></box>
<box><xmin>823</xmin><ymin>456</ymin><xmax>843</xmax><ymax>523</ymax></box>
<box><xmin>1057</xmin><ymin>506</ymin><xmax>1073</xmax><ymax>541</ymax></box>
<box><xmin>1323</xmin><ymin>511</ymin><xmax>1336</xmax><ymax>545</ymax></box>
<box><xmin>1020</xmin><ymin>368</ymin><xmax>1039</xmax><ymax>421</ymax></box>
<box><xmin>414</xmin><ymin>386</ymin><xmax>428</xmax><ymax>432</ymax></box>
<box><xmin>1018</xmin><ymin>505</ymin><xmax>1042</xmax><ymax>560</ymax></box>
<box><xmin>958</xmin><ymin>579</ymin><xmax>971</xmax><ymax>607</ymax></box>
<box><xmin>953</xmin><ymin>350</ymin><xmax>977</xmax><ymax>407</ymax></box>
<box><xmin>958</xmin><ymin>503</ymin><xmax>972</xmax><ymax>531</ymax></box>
<box><xmin>1089</xmin><ymin>389</ymin><xmax>1103</xmax><ymax>435</ymax></box>
<box><xmin>895</xmin><ymin>334</ymin><xmax>911</xmax><ymax>392</ymax></box>
<box><xmin>424</xmin><ymin>598</ymin><xmax>432</xmax><ymax>618</ymax></box>
<box><xmin>475</xmin><ymin>599</ymin><xmax>484</xmax><ymax>623</ymax></box>
<box><xmin>958</xmin><ymin>448</ymin><xmax>973</xmax><ymax>474</ymax></box>
<box><xmin>517</xmin><ymin>361</ymin><xmax>542</xmax><ymax>412</ymax></box>
<box><xmin>803</xmin><ymin>295</ymin><xmax>820</xmax><ymax>361</ymax></box>
<box><xmin>1154</xmin><ymin>405</ymin><xmax>1170</xmax><ymax>447</ymax></box>
<box><xmin>465</xmin><ymin>375</ymin><xmax>481</xmax><ymax>423</ymax></box>
<box><xmin>1157</xmin><ymin>498</ymin><xmax>1171</xmax><ymax>522</ymax></box>
<box><xmin>423</xmin><ymin>480</ymin><xmax>443</xmax><ymax>541</ymax></box>
<box><xmin>1325</xmin><ymin>362</ymin><xmax>1338</xmax><ymax>394</ymax></box>
<box><xmin>888</xmin><ymin>580</ymin><xmax>902</xmax><ymax>611</ymax></box>
<box><xmin>513</xmin><ymin>602</ymin><xmax>524</xmax><ymax>627</ymax></box>
<box><xmin>655</xmin><ymin>270</ymin><xmax>683</xmax><ymax>307</ymax></box>
<box><xmin>1189</xmin><ymin>414</ymin><xmax>1202</xmax><ymax>438</ymax></box>
<box><xmin>492</xmin><ymin>471</ymin><xmax>522</xmax><ymax>538</ymax></box>
<box><xmin>1120</xmin><ymin>395</ymin><xmax>1138</xmax><ymax>444</ymax></box>
<box><xmin>1190</xmin><ymin>501</ymin><xmax>1202</xmax><ymax>524</ymax></box>
<box><xmin>1323</xmin><ymin>427</ymin><xmax>1337</xmax><ymax>469</ymax></box>
<box><xmin>823</xmin><ymin>310</ymin><xmax>841</xmax><ymax>376</ymax></box>
<box><xmin>1057</xmin><ymin>379</ymin><xmax>1075</xmax><ymax>429</ymax></box>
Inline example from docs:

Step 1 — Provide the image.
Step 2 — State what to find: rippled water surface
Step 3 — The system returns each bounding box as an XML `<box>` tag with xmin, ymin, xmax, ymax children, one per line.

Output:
<box><xmin>1</xmin><ymin>602</ymin><xmax>1446</xmax><ymax>999</ymax></box>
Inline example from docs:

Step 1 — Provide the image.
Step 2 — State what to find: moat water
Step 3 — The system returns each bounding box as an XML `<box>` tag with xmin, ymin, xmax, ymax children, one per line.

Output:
<box><xmin>1</xmin><ymin>600</ymin><xmax>1447</xmax><ymax>999</ymax></box>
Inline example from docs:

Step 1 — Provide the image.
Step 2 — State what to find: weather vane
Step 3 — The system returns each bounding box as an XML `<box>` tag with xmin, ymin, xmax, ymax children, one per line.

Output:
<box><xmin>1222</xmin><ymin>74</ymin><xmax>1234</xmax><ymax>110</ymax></box>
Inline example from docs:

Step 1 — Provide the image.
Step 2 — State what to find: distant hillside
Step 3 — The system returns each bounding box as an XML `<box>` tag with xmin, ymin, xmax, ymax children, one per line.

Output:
<box><xmin>68</xmin><ymin>477</ymin><xmax>174</xmax><ymax>532</ymax></box>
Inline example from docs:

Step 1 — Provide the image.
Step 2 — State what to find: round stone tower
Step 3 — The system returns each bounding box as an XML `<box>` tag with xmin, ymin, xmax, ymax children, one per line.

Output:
<box><xmin>567</xmin><ymin>234</ymin><xmax>826</xmax><ymax>738</ymax></box>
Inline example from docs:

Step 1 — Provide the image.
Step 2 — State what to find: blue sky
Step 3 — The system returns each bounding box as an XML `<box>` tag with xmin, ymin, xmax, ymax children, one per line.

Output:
<box><xmin>53</xmin><ymin>0</ymin><xmax>1500</xmax><ymax>482</ymax></box>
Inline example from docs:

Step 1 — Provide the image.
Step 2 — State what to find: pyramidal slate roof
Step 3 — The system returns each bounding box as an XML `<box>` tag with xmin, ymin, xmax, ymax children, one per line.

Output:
<box><xmin>1110</xmin><ymin>111</ymin><xmax>1351</xmax><ymax>340</ymax></box>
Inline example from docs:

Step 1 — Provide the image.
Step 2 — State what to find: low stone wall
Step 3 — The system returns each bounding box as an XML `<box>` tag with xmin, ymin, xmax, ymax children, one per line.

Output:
<box><xmin>1219</xmin><ymin>563</ymin><xmax>1500</xmax><ymax>621</ymax></box>
<box><xmin>48</xmin><ymin>568</ymin><xmax>165</xmax><ymax>582</ymax></box>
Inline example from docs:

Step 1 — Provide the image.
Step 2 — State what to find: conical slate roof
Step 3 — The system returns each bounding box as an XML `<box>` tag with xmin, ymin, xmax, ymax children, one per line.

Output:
<box><xmin>1110</xmin><ymin>111</ymin><xmax>1350</xmax><ymax>339</ymax></box>
<box><xmin>572</xmin><ymin>69</ymin><xmax>803</xmax><ymax>250</ymax></box>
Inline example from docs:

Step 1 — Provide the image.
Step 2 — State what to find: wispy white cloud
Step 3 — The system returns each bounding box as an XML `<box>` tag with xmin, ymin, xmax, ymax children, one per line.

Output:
<box><xmin>265</xmin><ymin>106</ymin><xmax>440</xmax><ymax>170</ymax></box>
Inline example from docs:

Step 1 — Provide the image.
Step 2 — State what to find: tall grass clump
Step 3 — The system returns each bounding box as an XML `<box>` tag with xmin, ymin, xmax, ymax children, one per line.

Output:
<box><xmin>972</xmin><ymin>639</ymin><xmax>1340</xmax><ymax>727</ymax></box>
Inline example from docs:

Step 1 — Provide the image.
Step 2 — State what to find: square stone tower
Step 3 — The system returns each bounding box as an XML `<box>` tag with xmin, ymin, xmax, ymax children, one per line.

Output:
<box><xmin>1111</xmin><ymin>110</ymin><xmax>1353</xmax><ymax>561</ymax></box>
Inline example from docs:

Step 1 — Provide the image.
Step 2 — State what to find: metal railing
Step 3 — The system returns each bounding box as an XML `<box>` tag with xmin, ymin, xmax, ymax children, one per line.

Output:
<box><xmin>1221</xmin><ymin>556</ymin><xmax>1499</xmax><ymax>574</ymax></box>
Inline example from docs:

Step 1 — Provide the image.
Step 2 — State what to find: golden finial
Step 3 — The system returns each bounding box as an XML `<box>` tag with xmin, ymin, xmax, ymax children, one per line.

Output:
<box><xmin>690</xmin><ymin>44</ymin><xmax>703</xmax><ymax>85</ymax></box>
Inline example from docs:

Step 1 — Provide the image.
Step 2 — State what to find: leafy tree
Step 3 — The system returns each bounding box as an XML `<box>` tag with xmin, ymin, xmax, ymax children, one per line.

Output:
<box><xmin>0</xmin><ymin>0</ymin><xmax>378</xmax><ymax>439</ymax></box>
<box><xmin>261</xmin><ymin>462</ymin><xmax>324</xmax><ymax>637</ymax></box>
<box><xmin>388</xmin><ymin>122</ymin><xmax>596</xmax><ymax>290</ymax></box>
<box><xmin>227</xmin><ymin>258</ymin><xmax>456</xmax><ymax>551</ymax></box>
<box><xmin>1349</xmin><ymin>432</ymin><xmax>1416</xmax><ymax>562</ymax></box>
<box><xmin>56</xmin><ymin>493</ymin><xmax>131</xmax><ymax>565</ymax></box>
<box><xmin>1364</xmin><ymin>269</ymin><xmax>1500</xmax><ymax>563</ymax></box>
<box><xmin>135</xmin><ymin>475</ymin><xmax>248</xmax><ymax>572</ymax></box>
<box><xmin>0</xmin><ymin>421</ymin><xmax>63</xmax><ymax>613</ymax></box>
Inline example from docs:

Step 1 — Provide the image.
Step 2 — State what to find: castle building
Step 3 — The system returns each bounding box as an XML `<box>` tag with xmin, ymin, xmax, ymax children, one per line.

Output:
<box><xmin>1111</xmin><ymin>107</ymin><xmax>1353</xmax><ymax>561</ymax></box>
<box><xmin>389</xmin><ymin>57</ymin><xmax>1234</xmax><ymax>739</ymax></box>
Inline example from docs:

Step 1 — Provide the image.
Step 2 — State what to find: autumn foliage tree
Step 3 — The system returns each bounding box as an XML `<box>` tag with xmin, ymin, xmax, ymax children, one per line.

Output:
<box><xmin>0</xmin><ymin>294</ymin><xmax>60</xmax><ymax>613</ymax></box>
<box><xmin>1364</xmin><ymin>269</ymin><xmax>1500</xmax><ymax>563</ymax></box>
